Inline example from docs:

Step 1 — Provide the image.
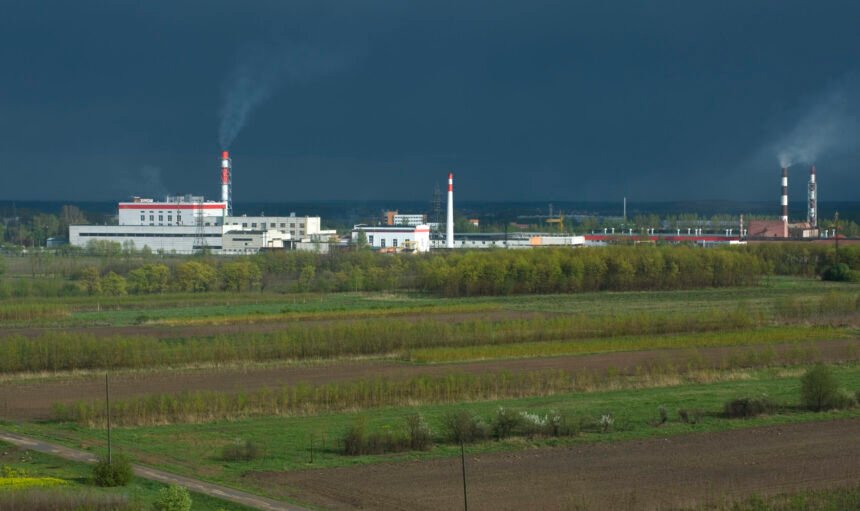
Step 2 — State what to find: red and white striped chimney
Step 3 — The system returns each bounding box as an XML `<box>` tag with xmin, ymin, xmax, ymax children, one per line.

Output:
<box><xmin>446</xmin><ymin>172</ymin><xmax>454</xmax><ymax>248</ymax></box>
<box><xmin>221</xmin><ymin>151</ymin><xmax>232</xmax><ymax>217</ymax></box>
<box><xmin>780</xmin><ymin>167</ymin><xmax>788</xmax><ymax>223</ymax></box>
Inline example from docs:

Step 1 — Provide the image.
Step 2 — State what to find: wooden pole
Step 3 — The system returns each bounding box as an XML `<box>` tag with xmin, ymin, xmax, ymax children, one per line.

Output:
<box><xmin>105</xmin><ymin>373</ymin><xmax>111</xmax><ymax>464</ymax></box>
<box><xmin>461</xmin><ymin>440</ymin><xmax>468</xmax><ymax>511</ymax></box>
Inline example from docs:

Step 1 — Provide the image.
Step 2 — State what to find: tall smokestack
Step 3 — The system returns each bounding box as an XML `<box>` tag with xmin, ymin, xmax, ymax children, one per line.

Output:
<box><xmin>780</xmin><ymin>167</ymin><xmax>788</xmax><ymax>223</ymax></box>
<box><xmin>221</xmin><ymin>151</ymin><xmax>232</xmax><ymax>216</ymax></box>
<box><xmin>446</xmin><ymin>172</ymin><xmax>454</xmax><ymax>249</ymax></box>
<box><xmin>808</xmin><ymin>165</ymin><xmax>817</xmax><ymax>228</ymax></box>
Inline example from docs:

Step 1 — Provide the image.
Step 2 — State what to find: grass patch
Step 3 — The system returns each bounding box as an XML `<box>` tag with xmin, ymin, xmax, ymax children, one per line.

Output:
<box><xmin>407</xmin><ymin>326</ymin><xmax>854</xmax><ymax>363</ymax></box>
<box><xmin>0</xmin><ymin>440</ymin><xmax>256</xmax><ymax>510</ymax></box>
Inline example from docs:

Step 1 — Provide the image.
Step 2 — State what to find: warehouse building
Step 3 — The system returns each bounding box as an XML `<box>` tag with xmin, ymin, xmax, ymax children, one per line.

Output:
<box><xmin>351</xmin><ymin>224</ymin><xmax>431</xmax><ymax>252</ymax></box>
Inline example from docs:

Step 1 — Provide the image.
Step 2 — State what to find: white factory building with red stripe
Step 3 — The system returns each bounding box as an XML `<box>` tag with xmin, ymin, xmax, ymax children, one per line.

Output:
<box><xmin>69</xmin><ymin>152</ymin><xmax>330</xmax><ymax>254</ymax></box>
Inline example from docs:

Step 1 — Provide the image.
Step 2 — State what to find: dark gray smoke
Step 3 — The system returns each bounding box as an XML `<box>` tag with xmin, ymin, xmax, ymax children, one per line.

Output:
<box><xmin>773</xmin><ymin>74</ymin><xmax>860</xmax><ymax>168</ymax></box>
<box><xmin>218</xmin><ymin>41</ymin><xmax>350</xmax><ymax>149</ymax></box>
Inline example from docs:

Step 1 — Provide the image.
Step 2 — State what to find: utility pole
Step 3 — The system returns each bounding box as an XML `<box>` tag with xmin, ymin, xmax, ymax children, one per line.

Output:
<box><xmin>460</xmin><ymin>440</ymin><xmax>468</xmax><ymax>511</ymax></box>
<box><xmin>834</xmin><ymin>211</ymin><xmax>840</xmax><ymax>266</ymax></box>
<box><xmin>105</xmin><ymin>373</ymin><xmax>112</xmax><ymax>464</ymax></box>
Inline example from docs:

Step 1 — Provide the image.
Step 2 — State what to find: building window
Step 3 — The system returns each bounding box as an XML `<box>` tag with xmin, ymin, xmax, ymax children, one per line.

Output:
<box><xmin>149</xmin><ymin>215</ymin><xmax>154</xmax><ymax>221</ymax></box>
<box><xmin>242</xmin><ymin>223</ymin><xmax>247</xmax><ymax>228</ymax></box>
<box><xmin>368</xmin><ymin>235</ymin><xmax>374</xmax><ymax>245</ymax></box>
<box><xmin>252</xmin><ymin>223</ymin><xmax>257</xmax><ymax>228</ymax></box>
<box><xmin>290</xmin><ymin>223</ymin><xmax>295</xmax><ymax>229</ymax></box>
<box><xmin>393</xmin><ymin>239</ymin><xmax>398</xmax><ymax>247</ymax></box>
<box><xmin>140</xmin><ymin>215</ymin><xmax>145</xmax><ymax>222</ymax></box>
<box><xmin>380</xmin><ymin>238</ymin><xmax>386</xmax><ymax>248</ymax></box>
<box><xmin>261</xmin><ymin>223</ymin><xmax>266</xmax><ymax>229</ymax></box>
<box><xmin>280</xmin><ymin>223</ymin><xmax>286</xmax><ymax>228</ymax></box>
<box><xmin>167</xmin><ymin>215</ymin><xmax>172</xmax><ymax>222</ymax></box>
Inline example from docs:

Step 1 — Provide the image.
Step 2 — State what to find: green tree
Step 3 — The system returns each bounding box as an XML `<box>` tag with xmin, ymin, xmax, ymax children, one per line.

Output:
<box><xmin>219</xmin><ymin>260</ymin><xmax>262</xmax><ymax>292</ymax></box>
<box><xmin>92</xmin><ymin>455</ymin><xmax>133</xmax><ymax>487</ymax></box>
<box><xmin>78</xmin><ymin>267</ymin><xmax>102</xmax><ymax>295</ymax></box>
<box><xmin>175</xmin><ymin>261</ymin><xmax>217</xmax><ymax>292</ymax></box>
<box><xmin>101</xmin><ymin>271</ymin><xmax>128</xmax><ymax>296</ymax></box>
<box><xmin>800</xmin><ymin>365</ymin><xmax>840</xmax><ymax>411</ymax></box>
<box><xmin>354</xmin><ymin>230</ymin><xmax>369</xmax><ymax>251</ymax></box>
<box><xmin>128</xmin><ymin>264</ymin><xmax>170</xmax><ymax>294</ymax></box>
<box><xmin>298</xmin><ymin>263</ymin><xmax>316</xmax><ymax>292</ymax></box>
<box><xmin>152</xmin><ymin>484</ymin><xmax>192</xmax><ymax>511</ymax></box>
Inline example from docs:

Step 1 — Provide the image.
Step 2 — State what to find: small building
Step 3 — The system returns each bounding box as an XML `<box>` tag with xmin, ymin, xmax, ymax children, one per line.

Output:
<box><xmin>789</xmin><ymin>222</ymin><xmax>820</xmax><ymax>239</ymax></box>
<box><xmin>747</xmin><ymin>220</ymin><xmax>788</xmax><ymax>239</ymax></box>
<box><xmin>222</xmin><ymin>230</ymin><xmax>289</xmax><ymax>254</ymax></box>
<box><xmin>224</xmin><ymin>213</ymin><xmax>321</xmax><ymax>240</ymax></box>
<box><xmin>351</xmin><ymin>224</ymin><xmax>431</xmax><ymax>253</ymax></box>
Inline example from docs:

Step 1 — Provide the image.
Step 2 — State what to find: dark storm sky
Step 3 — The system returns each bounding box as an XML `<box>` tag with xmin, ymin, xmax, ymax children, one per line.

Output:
<box><xmin>3</xmin><ymin>1</ymin><xmax>860</xmax><ymax>202</ymax></box>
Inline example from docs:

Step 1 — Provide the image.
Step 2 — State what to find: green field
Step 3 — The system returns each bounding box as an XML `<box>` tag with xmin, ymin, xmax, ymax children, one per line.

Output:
<box><xmin>12</xmin><ymin>365</ymin><xmax>860</xmax><ymax>495</ymax></box>
<box><xmin>2</xmin><ymin>273</ymin><xmax>860</xmax><ymax>509</ymax></box>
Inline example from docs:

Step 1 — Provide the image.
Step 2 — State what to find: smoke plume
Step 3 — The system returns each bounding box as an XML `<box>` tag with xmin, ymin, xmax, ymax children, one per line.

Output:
<box><xmin>218</xmin><ymin>41</ymin><xmax>349</xmax><ymax>149</ymax></box>
<box><xmin>113</xmin><ymin>165</ymin><xmax>168</xmax><ymax>198</ymax></box>
<box><xmin>773</xmin><ymin>74</ymin><xmax>860</xmax><ymax>168</ymax></box>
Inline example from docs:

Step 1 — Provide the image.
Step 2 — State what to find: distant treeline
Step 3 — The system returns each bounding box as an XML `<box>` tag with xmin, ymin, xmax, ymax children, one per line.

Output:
<box><xmin>2</xmin><ymin>243</ymin><xmax>859</xmax><ymax>298</ymax></box>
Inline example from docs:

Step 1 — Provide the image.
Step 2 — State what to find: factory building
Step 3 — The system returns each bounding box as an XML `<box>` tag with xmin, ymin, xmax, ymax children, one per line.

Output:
<box><xmin>118</xmin><ymin>195</ymin><xmax>226</xmax><ymax>226</ymax></box>
<box><xmin>430</xmin><ymin>232</ymin><xmax>586</xmax><ymax>249</ymax></box>
<box><xmin>223</xmin><ymin>213</ymin><xmax>330</xmax><ymax>241</ymax></box>
<box><xmin>383</xmin><ymin>211</ymin><xmax>427</xmax><ymax>227</ymax></box>
<box><xmin>69</xmin><ymin>151</ymin><xmax>328</xmax><ymax>254</ymax></box>
<box><xmin>351</xmin><ymin>224</ymin><xmax>431</xmax><ymax>253</ymax></box>
<box><xmin>70</xmin><ymin>224</ymin><xmax>225</xmax><ymax>253</ymax></box>
<box><xmin>222</xmin><ymin>230</ymin><xmax>289</xmax><ymax>254</ymax></box>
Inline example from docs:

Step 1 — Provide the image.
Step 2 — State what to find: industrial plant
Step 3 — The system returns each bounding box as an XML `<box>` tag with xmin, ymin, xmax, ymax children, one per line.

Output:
<box><xmin>68</xmin><ymin>150</ymin><xmax>840</xmax><ymax>255</ymax></box>
<box><xmin>69</xmin><ymin>151</ymin><xmax>333</xmax><ymax>254</ymax></box>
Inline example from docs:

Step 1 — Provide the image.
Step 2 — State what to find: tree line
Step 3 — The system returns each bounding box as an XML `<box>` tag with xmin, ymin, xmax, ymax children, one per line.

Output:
<box><xmin>3</xmin><ymin>242</ymin><xmax>859</xmax><ymax>298</ymax></box>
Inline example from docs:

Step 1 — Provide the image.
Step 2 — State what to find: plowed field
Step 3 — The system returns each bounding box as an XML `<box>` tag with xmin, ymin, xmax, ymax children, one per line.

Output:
<box><xmin>250</xmin><ymin>418</ymin><xmax>860</xmax><ymax>510</ymax></box>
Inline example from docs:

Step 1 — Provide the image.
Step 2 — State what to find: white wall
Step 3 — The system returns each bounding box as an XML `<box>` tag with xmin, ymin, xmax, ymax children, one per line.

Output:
<box><xmin>70</xmin><ymin>225</ymin><xmax>224</xmax><ymax>254</ymax></box>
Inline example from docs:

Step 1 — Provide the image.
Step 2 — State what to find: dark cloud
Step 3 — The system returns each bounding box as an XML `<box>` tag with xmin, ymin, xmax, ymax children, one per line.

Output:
<box><xmin>2</xmin><ymin>1</ymin><xmax>860</xmax><ymax>202</ymax></box>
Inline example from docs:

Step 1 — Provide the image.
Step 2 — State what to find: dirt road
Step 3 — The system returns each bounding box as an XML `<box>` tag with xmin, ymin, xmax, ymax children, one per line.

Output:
<box><xmin>251</xmin><ymin>418</ymin><xmax>860</xmax><ymax>510</ymax></box>
<box><xmin>0</xmin><ymin>431</ymin><xmax>304</xmax><ymax>511</ymax></box>
<box><xmin>2</xmin><ymin>339</ymin><xmax>856</xmax><ymax>420</ymax></box>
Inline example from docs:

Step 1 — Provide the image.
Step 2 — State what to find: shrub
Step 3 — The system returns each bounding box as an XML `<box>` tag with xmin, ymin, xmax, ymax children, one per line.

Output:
<box><xmin>492</xmin><ymin>407</ymin><xmax>523</xmax><ymax>440</ymax></box>
<box><xmin>92</xmin><ymin>455</ymin><xmax>133</xmax><ymax>487</ymax></box>
<box><xmin>341</xmin><ymin>418</ymin><xmax>410</xmax><ymax>455</ymax></box>
<box><xmin>723</xmin><ymin>396</ymin><xmax>777</xmax><ymax>418</ymax></box>
<box><xmin>800</xmin><ymin>365</ymin><xmax>841</xmax><ymax>411</ymax></box>
<box><xmin>599</xmin><ymin>413</ymin><xmax>614</xmax><ymax>433</ymax></box>
<box><xmin>220</xmin><ymin>440</ymin><xmax>262</xmax><ymax>462</ymax></box>
<box><xmin>656</xmin><ymin>405</ymin><xmax>668</xmax><ymax>426</ymax></box>
<box><xmin>678</xmin><ymin>409</ymin><xmax>701</xmax><ymax>425</ymax></box>
<box><xmin>441</xmin><ymin>410</ymin><xmax>489</xmax><ymax>444</ymax></box>
<box><xmin>152</xmin><ymin>484</ymin><xmax>192</xmax><ymax>511</ymax></box>
<box><xmin>342</xmin><ymin>418</ymin><xmax>368</xmax><ymax>456</ymax></box>
<box><xmin>822</xmin><ymin>263</ymin><xmax>852</xmax><ymax>282</ymax></box>
<box><xmin>404</xmin><ymin>413</ymin><xmax>432</xmax><ymax>451</ymax></box>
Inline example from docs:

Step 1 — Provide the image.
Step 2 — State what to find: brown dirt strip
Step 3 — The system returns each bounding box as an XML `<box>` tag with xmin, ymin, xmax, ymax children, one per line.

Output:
<box><xmin>1</xmin><ymin>339</ymin><xmax>857</xmax><ymax>421</ymax></box>
<box><xmin>249</xmin><ymin>418</ymin><xmax>860</xmax><ymax>511</ymax></box>
<box><xmin>0</xmin><ymin>310</ymin><xmax>543</xmax><ymax>339</ymax></box>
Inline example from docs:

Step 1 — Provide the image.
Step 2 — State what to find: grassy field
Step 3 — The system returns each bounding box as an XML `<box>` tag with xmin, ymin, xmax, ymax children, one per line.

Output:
<box><xmin>406</xmin><ymin>325</ymin><xmax>856</xmax><ymax>363</ymax></box>
<box><xmin>11</xmin><ymin>364</ymin><xmax>860</xmax><ymax>494</ymax></box>
<box><xmin>2</xmin><ymin>276</ymin><xmax>859</xmax><ymax>509</ymax></box>
<box><xmin>1</xmin><ymin>276</ymin><xmax>855</xmax><ymax>327</ymax></box>
<box><xmin>0</xmin><ymin>440</ymin><xmax>255</xmax><ymax>510</ymax></box>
